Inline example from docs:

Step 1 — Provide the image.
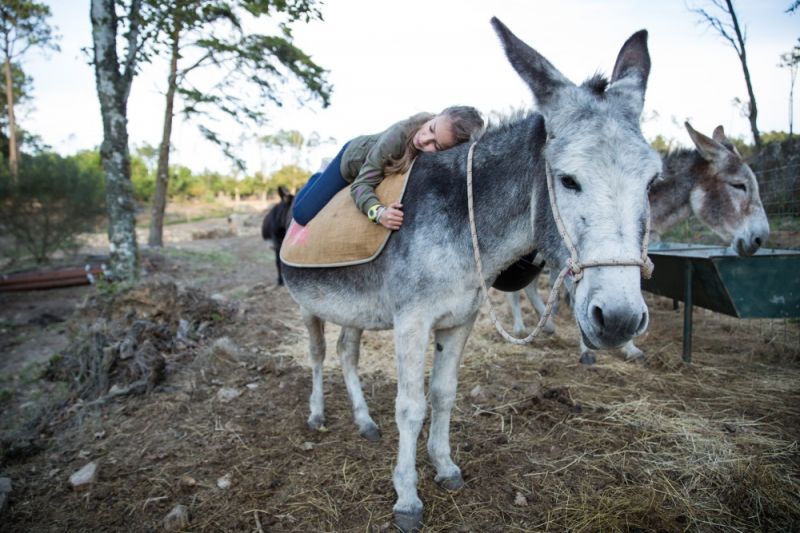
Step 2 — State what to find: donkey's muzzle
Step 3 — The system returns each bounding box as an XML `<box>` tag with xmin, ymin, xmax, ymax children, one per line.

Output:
<box><xmin>584</xmin><ymin>299</ymin><xmax>649</xmax><ymax>348</ymax></box>
<box><xmin>734</xmin><ymin>232</ymin><xmax>767</xmax><ymax>257</ymax></box>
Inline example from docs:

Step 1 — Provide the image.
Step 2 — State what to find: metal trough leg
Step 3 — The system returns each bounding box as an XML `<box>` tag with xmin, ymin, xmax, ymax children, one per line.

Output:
<box><xmin>682</xmin><ymin>261</ymin><xmax>693</xmax><ymax>363</ymax></box>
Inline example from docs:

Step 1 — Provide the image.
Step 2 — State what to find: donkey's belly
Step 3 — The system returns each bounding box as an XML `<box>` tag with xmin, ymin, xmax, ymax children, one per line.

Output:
<box><xmin>283</xmin><ymin>266</ymin><xmax>393</xmax><ymax>329</ymax></box>
<box><xmin>283</xmin><ymin>265</ymin><xmax>482</xmax><ymax>332</ymax></box>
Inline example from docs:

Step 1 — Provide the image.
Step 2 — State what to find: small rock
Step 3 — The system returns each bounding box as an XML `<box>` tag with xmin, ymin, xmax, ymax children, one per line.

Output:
<box><xmin>514</xmin><ymin>491</ymin><xmax>528</xmax><ymax>506</ymax></box>
<box><xmin>78</xmin><ymin>449</ymin><xmax>91</xmax><ymax>459</ymax></box>
<box><xmin>223</xmin><ymin>420</ymin><xmax>244</xmax><ymax>433</ymax></box>
<box><xmin>94</xmin><ymin>430</ymin><xmax>106</xmax><ymax>440</ymax></box>
<box><xmin>216</xmin><ymin>474</ymin><xmax>232</xmax><ymax>490</ymax></box>
<box><xmin>216</xmin><ymin>387</ymin><xmax>240</xmax><ymax>402</ymax></box>
<box><xmin>301</xmin><ymin>441</ymin><xmax>314</xmax><ymax>451</ymax></box>
<box><xmin>69</xmin><ymin>462</ymin><xmax>98</xmax><ymax>490</ymax></box>
<box><xmin>178</xmin><ymin>475</ymin><xmax>197</xmax><ymax>489</ymax></box>
<box><xmin>245</xmin><ymin>382</ymin><xmax>259</xmax><ymax>390</ymax></box>
<box><xmin>176</xmin><ymin>319</ymin><xmax>191</xmax><ymax>342</ymax></box>
<box><xmin>211</xmin><ymin>337</ymin><xmax>240</xmax><ymax>359</ymax></box>
<box><xmin>163</xmin><ymin>504</ymin><xmax>190</xmax><ymax>531</ymax></box>
<box><xmin>470</xmin><ymin>384</ymin><xmax>488</xmax><ymax>402</ymax></box>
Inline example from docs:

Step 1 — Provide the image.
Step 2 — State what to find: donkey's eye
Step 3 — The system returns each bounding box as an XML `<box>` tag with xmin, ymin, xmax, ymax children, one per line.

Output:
<box><xmin>560</xmin><ymin>175</ymin><xmax>581</xmax><ymax>191</ymax></box>
<box><xmin>729</xmin><ymin>182</ymin><xmax>747</xmax><ymax>192</ymax></box>
<box><xmin>647</xmin><ymin>173</ymin><xmax>661</xmax><ymax>190</ymax></box>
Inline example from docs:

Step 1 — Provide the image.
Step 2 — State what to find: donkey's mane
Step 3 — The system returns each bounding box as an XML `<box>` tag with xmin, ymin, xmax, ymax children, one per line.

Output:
<box><xmin>581</xmin><ymin>73</ymin><xmax>609</xmax><ymax>97</ymax></box>
<box><xmin>476</xmin><ymin>73</ymin><xmax>610</xmax><ymax>142</ymax></box>
<box><xmin>476</xmin><ymin>109</ymin><xmax>537</xmax><ymax>141</ymax></box>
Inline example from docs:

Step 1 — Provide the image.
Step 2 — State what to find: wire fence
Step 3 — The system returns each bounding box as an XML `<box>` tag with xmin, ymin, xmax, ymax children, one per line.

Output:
<box><xmin>756</xmin><ymin>162</ymin><xmax>800</xmax><ymax>219</ymax></box>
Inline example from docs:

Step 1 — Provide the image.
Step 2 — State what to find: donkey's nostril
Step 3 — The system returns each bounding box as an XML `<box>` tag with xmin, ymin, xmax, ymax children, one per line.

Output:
<box><xmin>591</xmin><ymin>305</ymin><xmax>604</xmax><ymax>328</ymax></box>
<box><xmin>754</xmin><ymin>237</ymin><xmax>762</xmax><ymax>248</ymax></box>
<box><xmin>637</xmin><ymin>311</ymin><xmax>648</xmax><ymax>334</ymax></box>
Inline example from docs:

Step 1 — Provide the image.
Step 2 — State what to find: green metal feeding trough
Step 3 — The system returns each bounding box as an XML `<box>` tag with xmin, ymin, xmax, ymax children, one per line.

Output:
<box><xmin>641</xmin><ymin>243</ymin><xmax>800</xmax><ymax>362</ymax></box>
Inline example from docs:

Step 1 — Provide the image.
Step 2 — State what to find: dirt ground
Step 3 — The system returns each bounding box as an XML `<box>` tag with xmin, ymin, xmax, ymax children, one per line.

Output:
<box><xmin>1</xmin><ymin>216</ymin><xmax>799</xmax><ymax>532</ymax></box>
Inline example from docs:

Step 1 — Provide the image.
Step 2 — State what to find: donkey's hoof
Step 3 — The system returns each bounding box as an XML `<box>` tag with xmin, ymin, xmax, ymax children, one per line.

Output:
<box><xmin>543</xmin><ymin>321</ymin><xmax>556</xmax><ymax>335</ymax></box>
<box><xmin>393</xmin><ymin>509</ymin><xmax>423</xmax><ymax>533</ymax></box>
<box><xmin>359</xmin><ymin>423</ymin><xmax>381</xmax><ymax>442</ymax></box>
<box><xmin>624</xmin><ymin>348</ymin><xmax>646</xmax><ymax>361</ymax></box>
<box><xmin>579</xmin><ymin>351</ymin><xmax>597</xmax><ymax>365</ymax></box>
<box><xmin>307</xmin><ymin>414</ymin><xmax>326</xmax><ymax>431</ymax></box>
<box><xmin>435</xmin><ymin>472</ymin><xmax>465</xmax><ymax>491</ymax></box>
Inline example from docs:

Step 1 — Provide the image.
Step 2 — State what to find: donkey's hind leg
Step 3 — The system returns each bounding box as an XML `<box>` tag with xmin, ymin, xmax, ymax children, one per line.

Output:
<box><xmin>428</xmin><ymin>314</ymin><xmax>477</xmax><ymax>492</ymax></box>
<box><xmin>303</xmin><ymin>310</ymin><xmax>326</xmax><ymax>430</ymax></box>
<box><xmin>523</xmin><ymin>280</ymin><xmax>556</xmax><ymax>334</ymax></box>
<box><xmin>338</xmin><ymin>327</ymin><xmax>381</xmax><ymax>441</ymax></box>
<box><xmin>507</xmin><ymin>291</ymin><xmax>527</xmax><ymax>337</ymax></box>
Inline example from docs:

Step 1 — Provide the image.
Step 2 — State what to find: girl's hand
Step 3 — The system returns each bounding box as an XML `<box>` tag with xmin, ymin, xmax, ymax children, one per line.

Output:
<box><xmin>379</xmin><ymin>202</ymin><xmax>404</xmax><ymax>230</ymax></box>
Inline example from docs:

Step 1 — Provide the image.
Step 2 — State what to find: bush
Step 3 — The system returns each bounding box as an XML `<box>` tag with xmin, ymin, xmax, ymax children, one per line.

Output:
<box><xmin>0</xmin><ymin>152</ymin><xmax>106</xmax><ymax>264</ymax></box>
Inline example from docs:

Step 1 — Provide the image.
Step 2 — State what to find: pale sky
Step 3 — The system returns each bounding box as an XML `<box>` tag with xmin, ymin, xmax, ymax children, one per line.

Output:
<box><xmin>19</xmin><ymin>0</ymin><xmax>800</xmax><ymax>176</ymax></box>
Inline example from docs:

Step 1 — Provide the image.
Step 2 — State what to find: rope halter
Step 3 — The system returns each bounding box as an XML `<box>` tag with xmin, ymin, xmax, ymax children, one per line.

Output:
<box><xmin>466</xmin><ymin>141</ymin><xmax>654</xmax><ymax>345</ymax></box>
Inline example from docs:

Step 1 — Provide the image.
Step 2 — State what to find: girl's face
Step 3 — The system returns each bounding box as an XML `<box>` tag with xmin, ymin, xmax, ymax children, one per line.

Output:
<box><xmin>413</xmin><ymin>116</ymin><xmax>456</xmax><ymax>153</ymax></box>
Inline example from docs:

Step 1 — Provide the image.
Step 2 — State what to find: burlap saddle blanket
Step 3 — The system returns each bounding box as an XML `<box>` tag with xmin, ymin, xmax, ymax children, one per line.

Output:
<box><xmin>280</xmin><ymin>168</ymin><xmax>411</xmax><ymax>268</ymax></box>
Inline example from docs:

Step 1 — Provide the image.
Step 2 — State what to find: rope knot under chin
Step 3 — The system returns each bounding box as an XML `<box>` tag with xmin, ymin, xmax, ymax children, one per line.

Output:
<box><xmin>641</xmin><ymin>256</ymin><xmax>655</xmax><ymax>279</ymax></box>
<box><xmin>567</xmin><ymin>258</ymin><xmax>583</xmax><ymax>281</ymax></box>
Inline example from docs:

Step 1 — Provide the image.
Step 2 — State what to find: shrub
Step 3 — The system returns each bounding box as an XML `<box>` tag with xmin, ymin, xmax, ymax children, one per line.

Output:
<box><xmin>0</xmin><ymin>152</ymin><xmax>106</xmax><ymax>264</ymax></box>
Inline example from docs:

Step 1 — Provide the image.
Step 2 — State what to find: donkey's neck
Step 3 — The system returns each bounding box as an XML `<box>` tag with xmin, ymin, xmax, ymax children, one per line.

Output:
<box><xmin>649</xmin><ymin>148</ymin><xmax>702</xmax><ymax>239</ymax></box>
<box><xmin>467</xmin><ymin>113</ymin><xmax>561</xmax><ymax>279</ymax></box>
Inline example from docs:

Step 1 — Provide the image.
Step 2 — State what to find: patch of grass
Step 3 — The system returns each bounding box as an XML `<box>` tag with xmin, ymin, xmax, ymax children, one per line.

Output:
<box><xmin>162</xmin><ymin>247</ymin><xmax>237</xmax><ymax>268</ymax></box>
<box><xmin>137</xmin><ymin>211</ymin><xmax>235</xmax><ymax>228</ymax></box>
<box><xmin>228</xmin><ymin>288</ymin><xmax>248</xmax><ymax>301</ymax></box>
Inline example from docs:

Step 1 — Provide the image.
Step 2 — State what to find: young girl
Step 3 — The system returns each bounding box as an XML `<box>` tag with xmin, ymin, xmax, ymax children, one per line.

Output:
<box><xmin>291</xmin><ymin>106</ymin><xmax>484</xmax><ymax>230</ymax></box>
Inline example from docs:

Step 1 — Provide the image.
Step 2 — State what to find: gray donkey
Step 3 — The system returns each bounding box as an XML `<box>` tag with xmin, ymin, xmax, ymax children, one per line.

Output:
<box><xmin>282</xmin><ymin>18</ymin><xmax>662</xmax><ymax>532</ymax></box>
<box><xmin>506</xmin><ymin>122</ymin><xmax>770</xmax><ymax>364</ymax></box>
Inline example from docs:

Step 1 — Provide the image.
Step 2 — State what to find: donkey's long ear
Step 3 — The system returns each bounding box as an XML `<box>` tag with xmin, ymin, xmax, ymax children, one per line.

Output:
<box><xmin>610</xmin><ymin>30</ymin><xmax>651</xmax><ymax>90</ymax></box>
<box><xmin>686</xmin><ymin>122</ymin><xmax>726</xmax><ymax>163</ymax></box>
<box><xmin>491</xmin><ymin>17</ymin><xmax>572</xmax><ymax>111</ymax></box>
<box><xmin>711</xmin><ymin>125</ymin><xmax>726</xmax><ymax>143</ymax></box>
<box><xmin>278</xmin><ymin>186</ymin><xmax>289</xmax><ymax>202</ymax></box>
<box><xmin>608</xmin><ymin>30</ymin><xmax>650</xmax><ymax>115</ymax></box>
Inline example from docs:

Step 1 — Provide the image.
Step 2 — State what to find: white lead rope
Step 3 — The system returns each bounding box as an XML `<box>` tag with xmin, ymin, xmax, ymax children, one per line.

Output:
<box><xmin>466</xmin><ymin>141</ymin><xmax>654</xmax><ymax>345</ymax></box>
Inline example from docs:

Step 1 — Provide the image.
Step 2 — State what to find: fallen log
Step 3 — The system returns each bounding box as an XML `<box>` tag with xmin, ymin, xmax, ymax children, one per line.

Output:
<box><xmin>0</xmin><ymin>265</ymin><xmax>105</xmax><ymax>292</ymax></box>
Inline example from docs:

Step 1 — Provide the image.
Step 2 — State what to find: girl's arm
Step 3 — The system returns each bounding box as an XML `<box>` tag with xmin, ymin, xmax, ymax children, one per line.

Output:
<box><xmin>350</xmin><ymin>121</ymin><xmax>407</xmax><ymax>219</ymax></box>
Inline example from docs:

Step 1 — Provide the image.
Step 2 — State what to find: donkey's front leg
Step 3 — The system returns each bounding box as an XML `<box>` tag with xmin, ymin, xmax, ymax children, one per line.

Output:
<box><xmin>302</xmin><ymin>310</ymin><xmax>326</xmax><ymax>430</ymax></box>
<box><xmin>392</xmin><ymin>316</ymin><xmax>431</xmax><ymax>533</ymax></box>
<box><xmin>620</xmin><ymin>339</ymin><xmax>645</xmax><ymax>360</ymax></box>
<box><xmin>428</xmin><ymin>315</ymin><xmax>476</xmax><ymax>491</ymax></box>
<box><xmin>337</xmin><ymin>327</ymin><xmax>380</xmax><ymax>441</ymax></box>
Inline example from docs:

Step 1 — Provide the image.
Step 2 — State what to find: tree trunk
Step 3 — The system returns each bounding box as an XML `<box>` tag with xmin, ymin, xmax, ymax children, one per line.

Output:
<box><xmin>91</xmin><ymin>0</ymin><xmax>140</xmax><ymax>282</ymax></box>
<box><xmin>149</xmin><ymin>24</ymin><xmax>180</xmax><ymax>247</ymax></box>
<box><xmin>790</xmin><ymin>71</ymin><xmax>796</xmax><ymax>137</ymax></box>
<box><xmin>726</xmin><ymin>0</ymin><xmax>761</xmax><ymax>148</ymax></box>
<box><xmin>3</xmin><ymin>58</ymin><xmax>18</xmax><ymax>181</ymax></box>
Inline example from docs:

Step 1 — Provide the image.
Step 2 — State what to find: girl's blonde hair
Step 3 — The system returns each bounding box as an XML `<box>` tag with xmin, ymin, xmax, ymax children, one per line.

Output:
<box><xmin>384</xmin><ymin>106</ymin><xmax>484</xmax><ymax>175</ymax></box>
